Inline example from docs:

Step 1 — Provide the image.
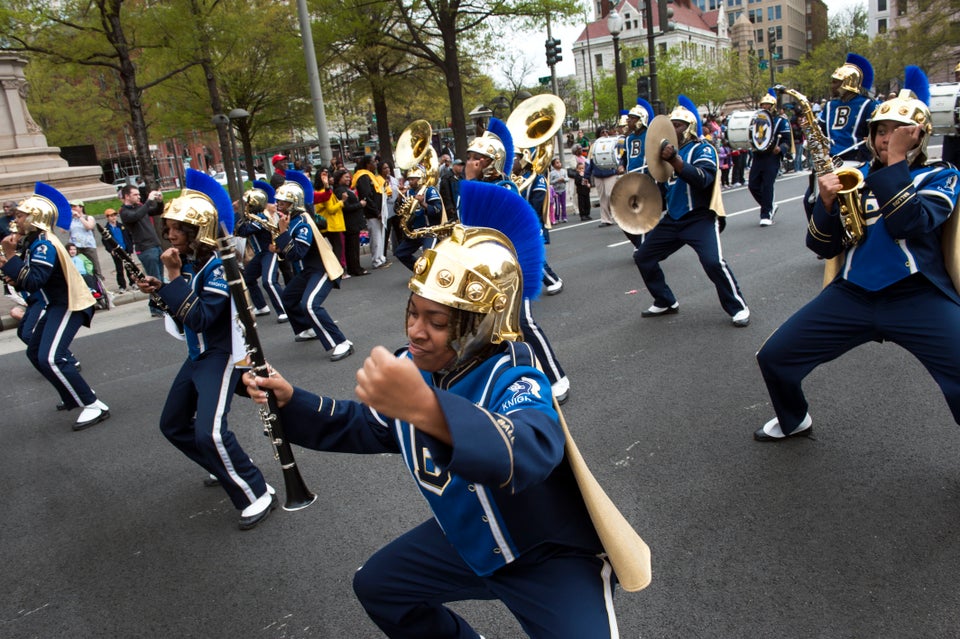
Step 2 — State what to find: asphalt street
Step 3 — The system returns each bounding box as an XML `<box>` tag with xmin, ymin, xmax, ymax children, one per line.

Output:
<box><xmin>3</xmin><ymin>167</ymin><xmax>960</xmax><ymax>639</ymax></box>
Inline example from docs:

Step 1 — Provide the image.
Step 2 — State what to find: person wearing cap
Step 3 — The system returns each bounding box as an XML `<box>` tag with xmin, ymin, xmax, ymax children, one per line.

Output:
<box><xmin>439</xmin><ymin>158</ymin><xmax>464</xmax><ymax>218</ymax></box>
<box><xmin>1</xmin><ymin>183</ymin><xmax>109</xmax><ymax>431</ymax></box>
<box><xmin>633</xmin><ymin>95</ymin><xmax>750</xmax><ymax>328</ymax></box>
<box><xmin>136</xmin><ymin>169</ymin><xmax>275</xmax><ymax>529</ymax></box>
<box><xmin>242</xmin><ymin>180</ymin><xmax>621</xmax><ymax>638</ymax></box>
<box><xmin>68</xmin><ymin>200</ymin><xmax>104</xmax><ymax>284</ymax></box>
<box><xmin>103</xmin><ymin>208</ymin><xmax>134</xmax><ymax>293</ymax></box>
<box><xmin>754</xmin><ymin>66</ymin><xmax>960</xmax><ymax>442</ymax></box>
<box><xmin>271</xmin><ymin>154</ymin><xmax>288</xmax><ymax>181</ymax></box>
<box><xmin>748</xmin><ymin>90</ymin><xmax>792</xmax><ymax>227</ymax></box>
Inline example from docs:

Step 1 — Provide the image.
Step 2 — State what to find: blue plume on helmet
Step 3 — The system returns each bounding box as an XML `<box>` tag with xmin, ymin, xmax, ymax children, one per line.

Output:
<box><xmin>34</xmin><ymin>182</ymin><xmax>72</xmax><ymax>230</ymax></box>
<box><xmin>252</xmin><ymin>179</ymin><xmax>276</xmax><ymax>204</ymax></box>
<box><xmin>185</xmin><ymin>168</ymin><xmax>233</xmax><ymax>232</ymax></box>
<box><xmin>767</xmin><ymin>87</ymin><xmax>777</xmax><ymax>98</ymax></box>
<box><xmin>487</xmin><ymin>117</ymin><xmax>514</xmax><ymax>175</ymax></box>
<box><xmin>458</xmin><ymin>180</ymin><xmax>545</xmax><ymax>300</ymax></box>
<box><xmin>620</xmin><ymin>109</ymin><xmax>630</xmax><ymax>117</ymax></box>
<box><xmin>846</xmin><ymin>53</ymin><xmax>874</xmax><ymax>93</ymax></box>
<box><xmin>903</xmin><ymin>65</ymin><xmax>930</xmax><ymax>105</ymax></box>
<box><xmin>285</xmin><ymin>170</ymin><xmax>314</xmax><ymax>208</ymax></box>
<box><xmin>678</xmin><ymin>94</ymin><xmax>702</xmax><ymax>137</ymax></box>
<box><xmin>636</xmin><ymin>98</ymin><xmax>654</xmax><ymax>123</ymax></box>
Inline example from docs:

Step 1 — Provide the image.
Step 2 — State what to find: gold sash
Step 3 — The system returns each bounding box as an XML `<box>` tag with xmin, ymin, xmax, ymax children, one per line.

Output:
<box><xmin>557</xmin><ymin>403</ymin><xmax>652</xmax><ymax>592</ymax></box>
<box><xmin>709</xmin><ymin>158</ymin><xmax>726</xmax><ymax>219</ymax></box>
<box><xmin>48</xmin><ymin>232</ymin><xmax>96</xmax><ymax>311</ymax></box>
<box><xmin>302</xmin><ymin>214</ymin><xmax>344</xmax><ymax>281</ymax></box>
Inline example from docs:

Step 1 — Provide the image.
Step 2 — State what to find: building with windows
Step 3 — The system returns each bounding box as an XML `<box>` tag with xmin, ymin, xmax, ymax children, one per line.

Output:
<box><xmin>723</xmin><ymin>0</ymin><xmax>827</xmax><ymax>72</ymax></box>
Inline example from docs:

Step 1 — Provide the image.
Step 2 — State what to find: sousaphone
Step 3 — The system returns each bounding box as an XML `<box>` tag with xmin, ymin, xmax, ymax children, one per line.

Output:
<box><xmin>645</xmin><ymin>115</ymin><xmax>678</xmax><ymax>183</ymax></box>
<box><xmin>507</xmin><ymin>94</ymin><xmax>566</xmax><ymax>194</ymax></box>
<box><xmin>610</xmin><ymin>173</ymin><xmax>662</xmax><ymax>235</ymax></box>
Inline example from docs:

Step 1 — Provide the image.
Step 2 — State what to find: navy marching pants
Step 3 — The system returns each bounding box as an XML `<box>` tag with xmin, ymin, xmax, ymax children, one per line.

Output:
<box><xmin>633</xmin><ymin>213</ymin><xmax>747</xmax><ymax>317</ymax></box>
<box><xmin>159</xmin><ymin>353</ymin><xmax>267</xmax><ymax>510</ymax></box>
<box><xmin>520</xmin><ymin>298</ymin><xmax>565</xmax><ymax>386</ymax></box>
<box><xmin>748</xmin><ymin>152</ymin><xmax>780</xmax><ymax>219</ymax></box>
<box><xmin>280</xmin><ymin>268</ymin><xmax>346</xmax><ymax>350</ymax></box>
<box><xmin>353</xmin><ymin>518</ymin><xmax>619</xmax><ymax>639</ymax></box>
<box><xmin>244</xmin><ymin>251</ymin><xmax>286</xmax><ymax>315</ymax></box>
<box><xmin>756</xmin><ymin>276</ymin><xmax>960</xmax><ymax>434</ymax></box>
<box><xmin>26</xmin><ymin>305</ymin><xmax>96</xmax><ymax>409</ymax></box>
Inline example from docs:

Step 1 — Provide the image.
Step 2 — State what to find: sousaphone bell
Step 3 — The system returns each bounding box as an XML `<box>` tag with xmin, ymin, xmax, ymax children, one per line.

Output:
<box><xmin>645</xmin><ymin>115</ymin><xmax>679</xmax><ymax>183</ymax></box>
<box><xmin>610</xmin><ymin>173</ymin><xmax>663</xmax><ymax>235</ymax></box>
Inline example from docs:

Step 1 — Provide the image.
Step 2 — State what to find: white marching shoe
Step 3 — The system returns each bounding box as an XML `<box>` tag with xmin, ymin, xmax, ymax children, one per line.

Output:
<box><xmin>74</xmin><ymin>399</ymin><xmax>110</xmax><ymax>431</ymax></box>
<box><xmin>330</xmin><ymin>340</ymin><xmax>354</xmax><ymax>362</ymax></box>
<box><xmin>254</xmin><ymin>306</ymin><xmax>270</xmax><ymax>316</ymax></box>
<box><xmin>295</xmin><ymin>328</ymin><xmax>317</xmax><ymax>342</ymax></box>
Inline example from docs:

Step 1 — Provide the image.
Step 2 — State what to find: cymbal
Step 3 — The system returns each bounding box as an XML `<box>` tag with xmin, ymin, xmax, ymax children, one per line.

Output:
<box><xmin>645</xmin><ymin>115</ymin><xmax>678</xmax><ymax>183</ymax></box>
<box><xmin>610</xmin><ymin>173</ymin><xmax>662</xmax><ymax>235</ymax></box>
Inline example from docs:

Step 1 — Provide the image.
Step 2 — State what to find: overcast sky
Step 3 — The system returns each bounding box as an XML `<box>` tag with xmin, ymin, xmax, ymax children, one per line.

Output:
<box><xmin>490</xmin><ymin>0</ymin><xmax>866</xmax><ymax>85</ymax></box>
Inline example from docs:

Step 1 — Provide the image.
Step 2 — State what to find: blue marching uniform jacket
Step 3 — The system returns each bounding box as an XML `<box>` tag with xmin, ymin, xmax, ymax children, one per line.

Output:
<box><xmin>406</xmin><ymin>186</ymin><xmax>443</xmax><ymax>229</ymax></box>
<box><xmin>276</xmin><ymin>213</ymin><xmax>328</xmax><ymax>277</ymax></box>
<box><xmin>665</xmin><ymin>139</ymin><xmax>718</xmax><ymax>219</ymax></box>
<box><xmin>3</xmin><ymin>234</ymin><xmax>92</xmax><ymax>325</ymax></box>
<box><xmin>818</xmin><ymin>95</ymin><xmax>879</xmax><ymax>160</ymax></box>
<box><xmin>277</xmin><ymin>341</ymin><xmax>601</xmax><ymax>577</ymax></box>
<box><xmin>622</xmin><ymin>130</ymin><xmax>648</xmax><ymax>173</ymax></box>
<box><xmin>236</xmin><ymin>213</ymin><xmax>274</xmax><ymax>256</ymax></box>
<box><xmin>156</xmin><ymin>254</ymin><xmax>232</xmax><ymax>358</ymax></box>
<box><xmin>808</xmin><ymin>160</ymin><xmax>960</xmax><ymax>304</ymax></box>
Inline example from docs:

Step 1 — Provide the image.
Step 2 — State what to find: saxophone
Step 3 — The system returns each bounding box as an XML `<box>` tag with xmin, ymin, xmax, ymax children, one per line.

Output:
<box><xmin>776</xmin><ymin>85</ymin><xmax>865</xmax><ymax>247</ymax></box>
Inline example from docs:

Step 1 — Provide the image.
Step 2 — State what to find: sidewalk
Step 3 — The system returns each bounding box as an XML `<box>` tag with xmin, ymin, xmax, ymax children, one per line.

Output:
<box><xmin>1</xmin><ymin>225</ymin><xmax>144</xmax><ymax>332</ymax></box>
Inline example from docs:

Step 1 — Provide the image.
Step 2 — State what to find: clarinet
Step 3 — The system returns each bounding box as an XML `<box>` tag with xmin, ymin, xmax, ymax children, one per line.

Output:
<box><xmin>95</xmin><ymin>222</ymin><xmax>176</xmax><ymax>317</ymax></box>
<box><xmin>216</xmin><ymin>233</ymin><xmax>317</xmax><ymax>512</ymax></box>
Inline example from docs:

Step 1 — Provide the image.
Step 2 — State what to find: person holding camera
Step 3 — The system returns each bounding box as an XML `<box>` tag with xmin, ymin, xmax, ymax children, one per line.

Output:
<box><xmin>119</xmin><ymin>184</ymin><xmax>165</xmax><ymax>318</ymax></box>
<box><xmin>69</xmin><ymin>200</ymin><xmax>103</xmax><ymax>283</ymax></box>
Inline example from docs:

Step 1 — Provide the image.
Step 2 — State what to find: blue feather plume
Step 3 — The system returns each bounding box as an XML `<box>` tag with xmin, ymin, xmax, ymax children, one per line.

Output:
<box><xmin>677</xmin><ymin>94</ymin><xmax>702</xmax><ymax>137</ymax></box>
<box><xmin>636</xmin><ymin>98</ymin><xmax>654</xmax><ymax>123</ymax></box>
<box><xmin>486</xmin><ymin>117</ymin><xmax>514</xmax><ymax>177</ymax></box>
<box><xmin>458</xmin><ymin>180</ymin><xmax>545</xmax><ymax>300</ymax></box>
<box><xmin>619</xmin><ymin>109</ymin><xmax>630</xmax><ymax>116</ymax></box>
<box><xmin>185</xmin><ymin>168</ymin><xmax>233</xmax><ymax>233</ymax></box>
<box><xmin>285</xmin><ymin>170</ymin><xmax>314</xmax><ymax>208</ymax></box>
<box><xmin>846</xmin><ymin>53</ymin><xmax>874</xmax><ymax>94</ymax></box>
<box><xmin>252</xmin><ymin>179</ymin><xmax>276</xmax><ymax>203</ymax></box>
<box><xmin>767</xmin><ymin>87</ymin><xmax>777</xmax><ymax>98</ymax></box>
<box><xmin>34</xmin><ymin>182</ymin><xmax>72</xmax><ymax>230</ymax></box>
<box><xmin>903</xmin><ymin>65</ymin><xmax>930</xmax><ymax>105</ymax></box>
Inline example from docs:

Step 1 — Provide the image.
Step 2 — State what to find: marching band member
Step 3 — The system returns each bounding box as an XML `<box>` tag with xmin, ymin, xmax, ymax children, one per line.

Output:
<box><xmin>748</xmin><ymin>89</ymin><xmax>792</xmax><ymax>226</ymax></box>
<box><xmin>633</xmin><ymin>96</ymin><xmax>751</xmax><ymax>327</ymax></box>
<box><xmin>243</xmin><ymin>181</ymin><xmax>621</xmax><ymax>639</ymax></box>
<box><xmin>466</xmin><ymin>119</ymin><xmax>571</xmax><ymax>404</ymax></box>
<box><xmin>136</xmin><ymin>169</ymin><xmax>274</xmax><ymax>529</ymax></box>
<box><xmin>274</xmin><ymin>170</ymin><xmax>354</xmax><ymax>361</ymax></box>
<box><xmin>754</xmin><ymin>66</ymin><xmax>960</xmax><ymax>441</ymax></box>
<box><xmin>803</xmin><ymin>53</ymin><xmax>880</xmax><ymax>217</ymax></box>
<box><xmin>394</xmin><ymin>165</ymin><xmax>443</xmax><ymax>271</ymax></box>
<box><xmin>235</xmin><ymin>179</ymin><xmax>287</xmax><ymax>322</ymax></box>
<box><xmin>0</xmin><ymin>183</ymin><xmax>108</xmax><ymax>431</ymax></box>
<box><xmin>620</xmin><ymin>97</ymin><xmax>657</xmax><ymax>247</ymax></box>
<box><xmin>586</xmin><ymin>118</ymin><xmax>625</xmax><ymax>228</ymax></box>
<box><xmin>512</xmin><ymin>148</ymin><xmax>563</xmax><ymax>296</ymax></box>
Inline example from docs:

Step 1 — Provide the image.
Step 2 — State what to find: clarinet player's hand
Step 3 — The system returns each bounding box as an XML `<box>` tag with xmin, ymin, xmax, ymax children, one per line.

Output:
<box><xmin>136</xmin><ymin>275</ymin><xmax>162</xmax><ymax>294</ymax></box>
<box><xmin>243</xmin><ymin>366</ymin><xmax>294</xmax><ymax>408</ymax></box>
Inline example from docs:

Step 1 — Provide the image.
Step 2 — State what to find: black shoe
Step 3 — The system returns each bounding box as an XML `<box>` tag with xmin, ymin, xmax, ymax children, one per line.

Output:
<box><xmin>641</xmin><ymin>303</ymin><xmax>679</xmax><ymax>318</ymax></box>
<box><xmin>555</xmin><ymin>389</ymin><xmax>570</xmax><ymax>405</ymax></box>
<box><xmin>598</xmin><ymin>222</ymin><xmax>613</xmax><ymax>228</ymax></box>
<box><xmin>754</xmin><ymin>424</ymin><xmax>814</xmax><ymax>442</ymax></box>
<box><xmin>239</xmin><ymin>493</ymin><xmax>277</xmax><ymax>530</ymax></box>
<box><xmin>57</xmin><ymin>401</ymin><xmax>75</xmax><ymax>411</ymax></box>
<box><xmin>73</xmin><ymin>408</ymin><xmax>110</xmax><ymax>431</ymax></box>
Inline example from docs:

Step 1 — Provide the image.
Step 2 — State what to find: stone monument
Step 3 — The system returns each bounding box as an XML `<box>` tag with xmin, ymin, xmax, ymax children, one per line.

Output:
<box><xmin>0</xmin><ymin>55</ymin><xmax>115</xmax><ymax>203</ymax></box>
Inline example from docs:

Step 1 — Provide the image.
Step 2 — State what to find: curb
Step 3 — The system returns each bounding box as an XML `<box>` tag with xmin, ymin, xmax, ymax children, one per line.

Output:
<box><xmin>0</xmin><ymin>289</ymin><xmax>150</xmax><ymax>333</ymax></box>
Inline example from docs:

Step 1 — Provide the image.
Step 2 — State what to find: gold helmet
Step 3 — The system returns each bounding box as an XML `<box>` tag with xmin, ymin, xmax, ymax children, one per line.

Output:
<box><xmin>16</xmin><ymin>182</ymin><xmax>71</xmax><ymax>233</ymax></box>
<box><xmin>162</xmin><ymin>168</ymin><xmax>233</xmax><ymax>247</ymax></box>
<box><xmin>868</xmin><ymin>65</ymin><xmax>933</xmax><ymax>164</ymax></box>
<box><xmin>669</xmin><ymin>95</ymin><xmax>702</xmax><ymax>144</ymax></box>
<box><xmin>410</xmin><ymin>225</ymin><xmax>522</xmax><ymax>363</ymax></box>
<box><xmin>759</xmin><ymin>92</ymin><xmax>777</xmax><ymax>109</ymax></box>
<box><xmin>628</xmin><ymin>98</ymin><xmax>653</xmax><ymax>130</ymax></box>
<box><xmin>275</xmin><ymin>181</ymin><xmax>305</xmax><ymax>211</ymax></box>
<box><xmin>407</xmin><ymin>165</ymin><xmax>426</xmax><ymax>180</ymax></box>
<box><xmin>831</xmin><ymin>53</ymin><xmax>873</xmax><ymax>96</ymax></box>
<box><xmin>16</xmin><ymin>195</ymin><xmax>58</xmax><ymax>232</ymax></box>
<box><xmin>466</xmin><ymin>132</ymin><xmax>507</xmax><ymax>178</ymax></box>
<box><xmin>243</xmin><ymin>188</ymin><xmax>268</xmax><ymax>214</ymax></box>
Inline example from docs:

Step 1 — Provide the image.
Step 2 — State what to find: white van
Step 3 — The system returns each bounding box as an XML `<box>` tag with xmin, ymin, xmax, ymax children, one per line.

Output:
<box><xmin>929</xmin><ymin>82</ymin><xmax>959</xmax><ymax>136</ymax></box>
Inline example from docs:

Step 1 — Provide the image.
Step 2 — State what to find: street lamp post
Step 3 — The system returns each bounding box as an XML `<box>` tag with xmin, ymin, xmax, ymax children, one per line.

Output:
<box><xmin>608</xmin><ymin>9</ymin><xmax>625</xmax><ymax>114</ymax></box>
<box><xmin>228</xmin><ymin>108</ymin><xmax>252</xmax><ymax>184</ymax></box>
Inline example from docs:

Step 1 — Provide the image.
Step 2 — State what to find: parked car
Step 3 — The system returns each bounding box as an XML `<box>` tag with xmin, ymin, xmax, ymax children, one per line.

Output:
<box><xmin>111</xmin><ymin>174</ymin><xmax>143</xmax><ymax>190</ymax></box>
<box><xmin>213</xmin><ymin>170</ymin><xmax>266</xmax><ymax>186</ymax></box>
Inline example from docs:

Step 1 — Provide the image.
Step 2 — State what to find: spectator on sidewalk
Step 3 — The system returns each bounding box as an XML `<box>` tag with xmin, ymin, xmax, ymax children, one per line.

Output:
<box><xmin>119</xmin><ymin>184</ymin><xmax>165</xmax><ymax>318</ymax></box>
<box><xmin>69</xmin><ymin>200</ymin><xmax>103</xmax><ymax>283</ymax></box>
<box><xmin>103</xmin><ymin>208</ymin><xmax>134</xmax><ymax>292</ymax></box>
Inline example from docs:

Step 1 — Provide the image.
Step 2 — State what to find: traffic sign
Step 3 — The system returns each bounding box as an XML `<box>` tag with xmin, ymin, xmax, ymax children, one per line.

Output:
<box><xmin>630</xmin><ymin>57</ymin><xmax>646</xmax><ymax>68</ymax></box>
<box><xmin>773</xmin><ymin>53</ymin><xmax>781</xmax><ymax>60</ymax></box>
<box><xmin>759</xmin><ymin>61</ymin><xmax>768</xmax><ymax>70</ymax></box>
<box><xmin>539</xmin><ymin>75</ymin><xmax>551</xmax><ymax>86</ymax></box>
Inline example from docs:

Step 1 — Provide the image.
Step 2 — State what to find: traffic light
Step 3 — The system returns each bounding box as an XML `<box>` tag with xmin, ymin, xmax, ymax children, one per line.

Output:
<box><xmin>545</xmin><ymin>38</ymin><xmax>562</xmax><ymax>67</ymax></box>
<box><xmin>767</xmin><ymin>26</ymin><xmax>776</xmax><ymax>54</ymax></box>
<box><xmin>637</xmin><ymin>75</ymin><xmax>651</xmax><ymax>101</ymax></box>
<box><xmin>659</xmin><ymin>0</ymin><xmax>676</xmax><ymax>33</ymax></box>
